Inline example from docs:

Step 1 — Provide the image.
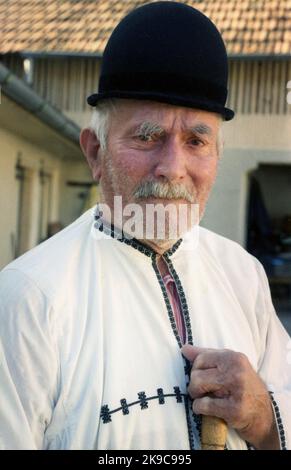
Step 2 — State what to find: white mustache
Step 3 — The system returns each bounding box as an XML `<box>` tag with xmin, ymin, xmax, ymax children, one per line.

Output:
<box><xmin>132</xmin><ymin>180</ymin><xmax>195</xmax><ymax>203</ymax></box>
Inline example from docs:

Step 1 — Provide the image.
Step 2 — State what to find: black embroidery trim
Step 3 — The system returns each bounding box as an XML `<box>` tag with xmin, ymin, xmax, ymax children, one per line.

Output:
<box><xmin>157</xmin><ymin>388</ymin><xmax>165</xmax><ymax>404</ymax></box>
<box><xmin>95</xmin><ymin>206</ymin><xmax>199</xmax><ymax>449</ymax></box>
<box><xmin>184</xmin><ymin>361</ymin><xmax>192</xmax><ymax>377</ymax></box>
<box><xmin>94</xmin><ymin>207</ymin><xmax>183</xmax><ymax>258</ymax></box>
<box><xmin>270</xmin><ymin>391</ymin><xmax>287</xmax><ymax>450</ymax></box>
<box><xmin>158</xmin><ymin>253</ymin><xmax>201</xmax><ymax>448</ymax></box>
<box><xmin>174</xmin><ymin>386</ymin><xmax>183</xmax><ymax>403</ymax></box>
<box><xmin>100</xmin><ymin>387</ymin><xmax>186</xmax><ymax>423</ymax></box>
<box><xmin>184</xmin><ymin>395</ymin><xmax>195</xmax><ymax>450</ymax></box>
<box><xmin>100</xmin><ymin>405</ymin><xmax>111</xmax><ymax>424</ymax></box>
<box><xmin>163</xmin><ymin>254</ymin><xmax>193</xmax><ymax>347</ymax></box>
<box><xmin>138</xmin><ymin>392</ymin><xmax>149</xmax><ymax>410</ymax></box>
<box><xmin>192</xmin><ymin>410</ymin><xmax>202</xmax><ymax>441</ymax></box>
<box><xmin>152</xmin><ymin>255</ymin><xmax>182</xmax><ymax>348</ymax></box>
<box><xmin>120</xmin><ymin>399</ymin><xmax>129</xmax><ymax>415</ymax></box>
<box><xmin>246</xmin><ymin>392</ymin><xmax>287</xmax><ymax>450</ymax></box>
<box><xmin>152</xmin><ymin>250</ymin><xmax>198</xmax><ymax>450</ymax></box>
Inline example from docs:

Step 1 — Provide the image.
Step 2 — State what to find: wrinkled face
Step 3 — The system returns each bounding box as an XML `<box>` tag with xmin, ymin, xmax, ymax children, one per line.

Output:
<box><xmin>98</xmin><ymin>100</ymin><xmax>221</xmax><ymax>240</ymax></box>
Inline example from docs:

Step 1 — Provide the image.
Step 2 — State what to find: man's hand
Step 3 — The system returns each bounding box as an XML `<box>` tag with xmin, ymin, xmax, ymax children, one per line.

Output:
<box><xmin>181</xmin><ymin>344</ymin><xmax>280</xmax><ymax>450</ymax></box>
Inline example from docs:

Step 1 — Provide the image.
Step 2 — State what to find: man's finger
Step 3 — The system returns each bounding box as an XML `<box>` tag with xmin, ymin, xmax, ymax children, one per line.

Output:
<box><xmin>181</xmin><ymin>344</ymin><xmax>221</xmax><ymax>370</ymax></box>
<box><xmin>180</xmin><ymin>344</ymin><xmax>205</xmax><ymax>363</ymax></box>
<box><xmin>188</xmin><ymin>368</ymin><xmax>228</xmax><ymax>399</ymax></box>
<box><xmin>193</xmin><ymin>396</ymin><xmax>228</xmax><ymax>419</ymax></box>
<box><xmin>193</xmin><ymin>350</ymin><xmax>222</xmax><ymax>370</ymax></box>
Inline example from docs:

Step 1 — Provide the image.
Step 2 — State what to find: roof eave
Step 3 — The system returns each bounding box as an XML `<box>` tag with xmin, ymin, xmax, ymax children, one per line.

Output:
<box><xmin>0</xmin><ymin>62</ymin><xmax>81</xmax><ymax>144</ymax></box>
<box><xmin>8</xmin><ymin>51</ymin><xmax>291</xmax><ymax>61</ymax></box>
<box><xmin>19</xmin><ymin>50</ymin><xmax>103</xmax><ymax>59</ymax></box>
<box><xmin>228</xmin><ymin>53</ymin><xmax>291</xmax><ymax>60</ymax></box>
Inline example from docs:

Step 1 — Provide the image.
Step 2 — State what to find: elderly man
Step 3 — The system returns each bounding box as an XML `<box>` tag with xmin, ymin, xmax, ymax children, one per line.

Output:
<box><xmin>0</xmin><ymin>1</ymin><xmax>290</xmax><ymax>451</ymax></box>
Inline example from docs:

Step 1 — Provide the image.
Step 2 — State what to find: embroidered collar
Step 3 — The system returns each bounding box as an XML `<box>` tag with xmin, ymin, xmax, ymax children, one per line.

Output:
<box><xmin>94</xmin><ymin>206</ymin><xmax>182</xmax><ymax>258</ymax></box>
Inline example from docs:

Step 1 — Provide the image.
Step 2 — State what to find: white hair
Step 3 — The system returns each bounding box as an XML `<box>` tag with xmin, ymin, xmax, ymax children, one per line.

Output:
<box><xmin>90</xmin><ymin>99</ymin><xmax>224</xmax><ymax>156</ymax></box>
<box><xmin>89</xmin><ymin>99</ymin><xmax>117</xmax><ymax>151</ymax></box>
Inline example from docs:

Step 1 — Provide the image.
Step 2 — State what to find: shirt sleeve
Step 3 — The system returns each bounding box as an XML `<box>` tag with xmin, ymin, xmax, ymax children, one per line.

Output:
<box><xmin>254</xmin><ymin>259</ymin><xmax>291</xmax><ymax>450</ymax></box>
<box><xmin>0</xmin><ymin>268</ymin><xmax>60</xmax><ymax>449</ymax></box>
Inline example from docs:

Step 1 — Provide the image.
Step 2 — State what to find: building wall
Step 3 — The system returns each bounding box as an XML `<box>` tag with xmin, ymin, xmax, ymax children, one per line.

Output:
<box><xmin>0</xmin><ymin>55</ymin><xmax>102</xmax><ymax>115</ymax></box>
<box><xmin>2</xmin><ymin>55</ymin><xmax>290</xmax><ymax>127</ymax></box>
<box><xmin>59</xmin><ymin>160</ymin><xmax>93</xmax><ymax>227</ymax></box>
<box><xmin>228</xmin><ymin>59</ymin><xmax>291</xmax><ymax>115</ymax></box>
<box><xmin>34</xmin><ymin>57</ymin><xmax>101</xmax><ymax>113</ymax></box>
<box><xmin>254</xmin><ymin>165</ymin><xmax>291</xmax><ymax>220</ymax></box>
<box><xmin>201</xmin><ymin>115</ymin><xmax>291</xmax><ymax>246</ymax></box>
<box><xmin>0</xmin><ymin>127</ymin><xmax>62</xmax><ymax>269</ymax></box>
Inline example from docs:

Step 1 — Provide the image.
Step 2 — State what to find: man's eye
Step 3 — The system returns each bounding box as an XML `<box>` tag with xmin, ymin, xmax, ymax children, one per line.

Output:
<box><xmin>135</xmin><ymin>134</ymin><xmax>154</xmax><ymax>142</ymax></box>
<box><xmin>189</xmin><ymin>138</ymin><xmax>203</xmax><ymax>146</ymax></box>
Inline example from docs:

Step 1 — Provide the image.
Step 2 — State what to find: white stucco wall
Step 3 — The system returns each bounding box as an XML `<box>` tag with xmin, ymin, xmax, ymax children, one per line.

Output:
<box><xmin>59</xmin><ymin>160</ymin><xmax>93</xmax><ymax>226</ymax></box>
<box><xmin>201</xmin><ymin>115</ymin><xmax>291</xmax><ymax>247</ymax></box>
<box><xmin>0</xmin><ymin>127</ymin><xmax>62</xmax><ymax>269</ymax></box>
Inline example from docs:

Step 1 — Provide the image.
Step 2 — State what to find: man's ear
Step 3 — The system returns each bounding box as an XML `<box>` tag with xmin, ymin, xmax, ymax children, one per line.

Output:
<box><xmin>80</xmin><ymin>128</ymin><xmax>102</xmax><ymax>181</ymax></box>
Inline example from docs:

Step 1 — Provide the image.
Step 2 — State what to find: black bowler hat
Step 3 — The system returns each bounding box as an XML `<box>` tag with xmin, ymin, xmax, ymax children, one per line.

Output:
<box><xmin>87</xmin><ymin>1</ymin><xmax>235</xmax><ymax>121</ymax></box>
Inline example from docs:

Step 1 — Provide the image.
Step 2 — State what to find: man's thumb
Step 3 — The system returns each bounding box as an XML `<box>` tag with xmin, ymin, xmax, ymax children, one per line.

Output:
<box><xmin>181</xmin><ymin>344</ymin><xmax>203</xmax><ymax>363</ymax></box>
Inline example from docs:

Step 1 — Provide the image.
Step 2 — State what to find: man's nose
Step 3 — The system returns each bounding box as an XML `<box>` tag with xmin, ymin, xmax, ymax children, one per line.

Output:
<box><xmin>153</xmin><ymin>137</ymin><xmax>187</xmax><ymax>182</ymax></box>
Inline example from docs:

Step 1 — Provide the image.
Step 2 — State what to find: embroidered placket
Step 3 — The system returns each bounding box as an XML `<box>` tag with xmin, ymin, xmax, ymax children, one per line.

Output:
<box><xmin>163</xmin><ymin>274</ymin><xmax>187</xmax><ymax>344</ymax></box>
<box><xmin>94</xmin><ymin>208</ymin><xmax>200</xmax><ymax>449</ymax></box>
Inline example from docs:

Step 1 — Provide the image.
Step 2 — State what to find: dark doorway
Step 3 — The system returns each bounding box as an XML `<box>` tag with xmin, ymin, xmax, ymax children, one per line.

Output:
<box><xmin>246</xmin><ymin>164</ymin><xmax>291</xmax><ymax>333</ymax></box>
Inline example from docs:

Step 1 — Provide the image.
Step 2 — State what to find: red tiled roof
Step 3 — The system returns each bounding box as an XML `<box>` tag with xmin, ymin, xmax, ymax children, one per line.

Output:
<box><xmin>0</xmin><ymin>0</ymin><xmax>290</xmax><ymax>55</ymax></box>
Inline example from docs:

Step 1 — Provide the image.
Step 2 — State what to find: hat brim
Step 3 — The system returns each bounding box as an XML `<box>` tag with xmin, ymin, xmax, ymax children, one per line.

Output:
<box><xmin>87</xmin><ymin>90</ymin><xmax>235</xmax><ymax>121</ymax></box>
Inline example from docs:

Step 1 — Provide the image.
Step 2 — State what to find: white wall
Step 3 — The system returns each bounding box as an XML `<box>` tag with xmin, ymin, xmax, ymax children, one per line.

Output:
<box><xmin>59</xmin><ymin>160</ymin><xmax>93</xmax><ymax>227</ymax></box>
<box><xmin>201</xmin><ymin>116</ymin><xmax>291</xmax><ymax>247</ymax></box>
<box><xmin>0</xmin><ymin>129</ymin><xmax>19</xmax><ymax>267</ymax></box>
<box><xmin>0</xmin><ymin>127</ymin><xmax>62</xmax><ymax>269</ymax></box>
<box><xmin>201</xmin><ymin>148</ymin><xmax>291</xmax><ymax>245</ymax></box>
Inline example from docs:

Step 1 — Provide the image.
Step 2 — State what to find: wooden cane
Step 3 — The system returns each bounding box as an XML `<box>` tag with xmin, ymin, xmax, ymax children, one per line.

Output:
<box><xmin>201</xmin><ymin>416</ymin><xmax>227</xmax><ymax>450</ymax></box>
